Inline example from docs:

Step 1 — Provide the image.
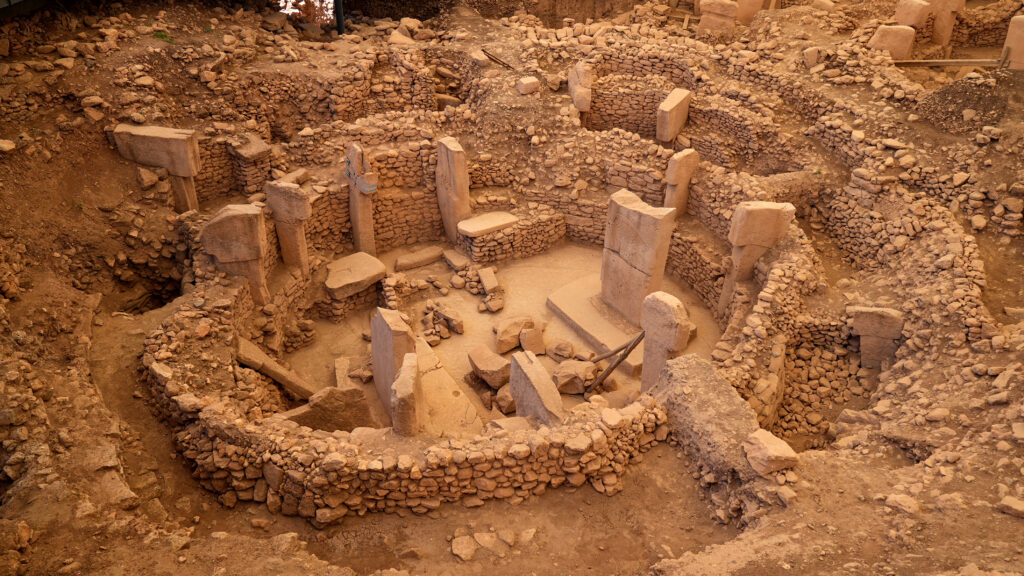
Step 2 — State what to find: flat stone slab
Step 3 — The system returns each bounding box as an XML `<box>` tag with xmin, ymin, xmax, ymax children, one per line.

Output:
<box><xmin>546</xmin><ymin>274</ymin><xmax>644</xmax><ymax>376</ymax></box>
<box><xmin>325</xmin><ymin>252</ymin><xmax>385</xmax><ymax>300</ymax></box>
<box><xmin>457</xmin><ymin>211</ymin><xmax>519</xmax><ymax>238</ymax></box>
<box><xmin>394</xmin><ymin>245</ymin><xmax>444</xmax><ymax>271</ymax></box>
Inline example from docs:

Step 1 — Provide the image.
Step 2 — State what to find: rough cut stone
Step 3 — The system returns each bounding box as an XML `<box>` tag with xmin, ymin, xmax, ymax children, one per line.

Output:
<box><xmin>325</xmin><ymin>252</ymin><xmax>386</xmax><ymax>300</ymax></box>
<box><xmin>468</xmin><ymin>345</ymin><xmax>511</xmax><ymax>390</ymax></box>
<box><xmin>867</xmin><ymin>25</ymin><xmax>916</xmax><ymax>60</ymax></box>
<box><xmin>509</xmin><ymin>351</ymin><xmax>563</xmax><ymax>425</ymax></box>
<box><xmin>394</xmin><ymin>245</ymin><xmax>444</xmax><ymax>271</ymax></box>
<box><xmin>656</xmin><ymin>88</ymin><xmax>692</xmax><ymax>143</ymax></box>
<box><xmin>742</xmin><ymin>429</ymin><xmax>799</xmax><ymax>476</ymax></box>
<box><xmin>457</xmin><ymin>211</ymin><xmax>519</xmax><ymax>237</ymax></box>
<box><xmin>496</xmin><ymin>316</ymin><xmax>534</xmax><ymax>354</ymax></box>
<box><xmin>113</xmin><ymin>124</ymin><xmax>201</xmax><ymax>177</ymax></box>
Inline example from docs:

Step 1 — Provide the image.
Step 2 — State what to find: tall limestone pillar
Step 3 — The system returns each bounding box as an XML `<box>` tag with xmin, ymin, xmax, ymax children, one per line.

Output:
<box><xmin>435</xmin><ymin>137</ymin><xmax>472</xmax><ymax>243</ymax></box>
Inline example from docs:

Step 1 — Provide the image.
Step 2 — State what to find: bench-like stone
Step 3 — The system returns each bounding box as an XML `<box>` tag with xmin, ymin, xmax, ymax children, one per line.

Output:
<box><xmin>325</xmin><ymin>252</ymin><xmax>386</xmax><ymax>300</ymax></box>
<box><xmin>457</xmin><ymin>211</ymin><xmax>519</xmax><ymax>238</ymax></box>
<box><xmin>394</xmin><ymin>245</ymin><xmax>444</xmax><ymax>271</ymax></box>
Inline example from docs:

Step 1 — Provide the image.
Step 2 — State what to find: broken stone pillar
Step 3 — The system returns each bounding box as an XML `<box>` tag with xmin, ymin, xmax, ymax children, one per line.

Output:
<box><xmin>201</xmin><ymin>204</ymin><xmax>271</xmax><ymax>305</ymax></box>
<box><xmin>718</xmin><ymin>201</ymin><xmax>796</xmax><ymax>312</ymax></box>
<box><xmin>664</xmin><ymin>148</ymin><xmax>700</xmax><ymax>213</ymax></box>
<box><xmin>656</xmin><ymin>88</ymin><xmax>692</xmax><ymax>144</ymax></box>
<box><xmin>265</xmin><ymin>180</ymin><xmax>314</xmax><ymax>276</ymax></box>
<box><xmin>736</xmin><ymin>0</ymin><xmax>761</xmax><ymax>25</ymax></box>
<box><xmin>848</xmin><ymin>306</ymin><xmax>904</xmax><ymax>369</ymax></box>
<box><xmin>391</xmin><ymin>352</ymin><xmax>419</xmax><ymax>436</ymax></box>
<box><xmin>509</xmin><ymin>351</ymin><xmax>563</xmax><ymax>425</ymax></box>
<box><xmin>1006</xmin><ymin>15</ymin><xmax>1024</xmax><ymax>70</ymax></box>
<box><xmin>568</xmin><ymin>62</ymin><xmax>593</xmax><ymax>112</ymax></box>
<box><xmin>435</xmin><ymin>137</ymin><xmax>472</xmax><ymax>243</ymax></box>
<box><xmin>346</xmin><ymin>142</ymin><xmax>378</xmax><ymax>256</ymax></box>
<box><xmin>641</xmin><ymin>292</ymin><xmax>693</xmax><ymax>393</ymax></box>
<box><xmin>867</xmin><ymin>25</ymin><xmax>916</xmax><ymax>59</ymax></box>
<box><xmin>113</xmin><ymin>124</ymin><xmax>202</xmax><ymax>212</ymax></box>
<box><xmin>370</xmin><ymin>307</ymin><xmax>416</xmax><ymax>424</ymax></box>
<box><xmin>894</xmin><ymin>0</ymin><xmax>931</xmax><ymax>27</ymax></box>
<box><xmin>697</xmin><ymin>0</ymin><xmax>737</xmax><ymax>39</ymax></box>
<box><xmin>601</xmin><ymin>190</ymin><xmax>676</xmax><ymax>323</ymax></box>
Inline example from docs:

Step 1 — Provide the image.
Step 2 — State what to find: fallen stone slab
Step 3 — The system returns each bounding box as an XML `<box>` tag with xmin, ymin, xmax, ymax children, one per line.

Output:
<box><xmin>510</xmin><ymin>351</ymin><xmax>563</xmax><ymax>425</ymax></box>
<box><xmin>443</xmin><ymin>249</ymin><xmax>470</xmax><ymax>270</ymax></box>
<box><xmin>552</xmin><ymin>360</ymin><xmax>596</xmax><ymax>394</ymax></box>
<box><xmin>236</xmin><ymin>338</ymin><xmax>318</xmax><ymax>399</ymax></box>
<box><xmin>281</xmin><ymin>385</ymin><xmax>376</xmax><ymax>432</ymax></box>
<box><xmin>457</xmin><ymin>211</ymin><xmax>519</xmax><ymax>237</ymax></box>
<box><xmin>478</xmin><ymin>267</ymin><xmax>500</xmax><ymax>295</ymax></box>
<box><xmin>742</xmin><ymin>429</ymin><xmax>799</xmax><ymax>477</ymax></box>
<box><xmin>468</xmin><ymin>345</ymin><xmax>511</xmax><ymax>389</ymax></box>
<box><xmin>394</xmin><ymin>245</ymin><xmax>444</xmax><ymax>271</ymax></box>
<box><xmin>325</xmin><ymin>251</ymin><xmax>386</xmax><ymax>300</ymax></box>
<box><xmin>649</xmin><ymin>354</ymin><xmax>761</xmax><ymax>482</ymax></box>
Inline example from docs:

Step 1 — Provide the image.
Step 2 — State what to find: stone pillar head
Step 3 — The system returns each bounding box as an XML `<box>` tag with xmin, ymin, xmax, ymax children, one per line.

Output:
<box><xmin>346</xmin><ymin>142</ymin><xmax>378</xmax><ymax>194</ymax></box>
<box><xmin>728</xmin><ymin>201</ymin><xmax>796</xmax><ymax>249</ymax></box>
<box><xmin>201</xmin><ymin>204</ymin><xmax>270</xmax><ymax>304</ymax></box>
<box><xmin>265</xmin><ymin>181</ymin><xmax>313</xmax><ymax>223</ymax></box>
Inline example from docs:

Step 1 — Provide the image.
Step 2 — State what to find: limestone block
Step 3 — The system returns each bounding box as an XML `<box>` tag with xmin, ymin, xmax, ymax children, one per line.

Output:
<box><xmin>509</xmin><ymin>351</ymin><xmax>564</xmax><ymax>425</ymax></box>
<box><xmin>867</xmin><ymin>25</ymin><xmax>915</xmax><ymax>60</ymax></box>
<box><xmin>394</xmin><ymin>245</ymin><xmax>444</xmax><ymax>271</ymax></box>
<box><xmin>736</xmin><ymin>0</ymin><xmax>761</xmax><ymax>25</ymax></box>
<box><xmin>414</xmin><ymin>339</ymin><xmax>484</xmax><ymax>437</ymax></box>
<box><xmin>517</xmin><ymin>76</ymin><xmax>541</xmax><ymax>95</ymax></box>
<box><xmin>236</xmin><ymin>338</ymin><xmax>317</xmax><ymax>399</ymax></box>
<box><xmin>202</xmin><ymin>204</ymin><xmax>266</xmax><ymax>264</ymax></box>
<box><xmin>894</xmin><ymin>0</ymin><xmax>932</xmax><ymax>27</ymax></box>
<box><xmin>567</xmin><ymin>62</ymin><xmax>594</xmax><ymax>112</ymax></box>
<box><xmin>457</xmin><ymin>211</ymin><xmax>519</xmax><ymax>237</ymax></box>
<box><xmin>436</xmin><ymin>137</ymin><xmax>472</xmax><ymax>242</ymax></box>
<box><xmin>742</xmin><ymin>429</ymin><xmax>799</xmax><ymax>476</ymax></box>
<box><xmin>727</xmin><ymin>201</ymin><xmax>796</xmax><ymax>248</ymax></box>
<box><xmin>656</xmin><ymin>88</ymin><xmax>692</xmax><ymax>143</ymax></box>
<box><xmin>701</xmin><ymin>0</ymin><xmax>738</xmax><ymax>17</ymax></box>
<box><xmin>478</xmin><ymin>267</ymin><xmax>500</xmax><ymax>295</ymax></box>
<box><xmin>519</xmin><ymin>327</ymin><xmax>545</xmax><ymax>355</ymax></box>
<box><xmin>391</xmin><ymin>353</ymin><xmax>419</xmax><ymax>436</ymax></box>
<box><xmin>604</xmin><ymin>190</ymin><xmax>676</xmax><ymax>274</ymax></box>
<box><xmin>641</xmin><ymin>292</ymin><xmax>692</xmax><ymax>392</ymax></box>
<box><xmin>325</xmin><ymin>252</ymin><xmax>386</xmax><ymax>300</ymax></box>
<box><xmin>664</xmin><ymin>149</ymin><xmax>699</xmax><ymax>213</ymax></box>
<box><xmin>371</xmin><ymin>308</ymin><xmax>416</xmax><ymax>418</ymax></box>
<box><xmin>443</xmin><ymin>249</ymin><xmax>470</xmax><ymax>270</ymax></box>
<box><xmin>1007</xmin><ymin>16</ymin><xmax>1024</xmax><ymax>70</ymax></box>
<box><xmin>284</xmin><ymin>386</ymin><xmax>375</xmax><ymax>432</ymax></box>
<box><xmin>496</xmin><ymin>316</ymin><xmax>534</xmax><ymax>354</ymax></box>
<box><xmin>113</xmin><ymin>124</ymin><xmax>201</xmax><ymax>177</ymax></box>
<box><xmin>552</xmin><ymin>360</ymin><xmax>596</xmax><ymax>394</ymax></box>
<box><xmin>169</xmin><ymin>175</ymin><xmax>198</xmax><ymax>213</ymax></box>
<box><xmin>468</xmin><ymin>346</ymin><xmax>511</xmax><ymax>389</ymax></box>
<box><xmin>848</xmin><ymin>306</ymin><xmax>904</xmax><ymax>338</ymax></box>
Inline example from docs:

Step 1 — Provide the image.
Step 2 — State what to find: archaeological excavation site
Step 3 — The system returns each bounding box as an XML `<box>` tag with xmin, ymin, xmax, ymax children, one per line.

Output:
<box><xmin>1</xmin><ymin>0</ymin><xmax>1024</xmax><ymax>573</ymax></box>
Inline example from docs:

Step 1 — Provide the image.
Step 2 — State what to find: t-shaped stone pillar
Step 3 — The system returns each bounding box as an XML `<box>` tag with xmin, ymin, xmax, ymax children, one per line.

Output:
<box><xmin>346</xmin><ymin>142</ymin><xmax>378</xmax><ymax>256</ymax></box>
<box><xmin>568</xmin><ymin>62</ymin><xmax>594</xmax><ymax>112</ymax></box>
<box><xmin>664</xmin><ymin>148</ymin><xmax>700</xmax><ymax>213</ymax></box>
<box><xmin>929</xmin><ymin>0</ymin><xmax>965</xmax><ymax>47</ymax></box>
<box><xmin>656</xmin><ymin>88</ymin><xmax>692</xmax><ymax>144</ymax></box>
<box><xmin>201</xmin><ymin>204</ymin><xmax>271</xmax><ymax>305</ymax></box>
<box><xmin>718</xmin><ymin>201</ymin><xmax>795</xmax><ymax>313</ymax></box>
<box><xmin>113</xmin><ymin>124</ymin><xmax>202</xmax><ymax>213</ymax></box>
<box><xmin>867</xmin><ymin>25</ymin><xmax>916</xmax><ymax>59</ymax></box>
<box><xmin>641</xmin><ymin>291</ymin><xmax>694</xmax><ymax>392</ymax></box>
<box><xmin>848</xmin><ymin>306</ymin><xmax>904</xmax><ymax>369</ymax></box>
<box><xmin>436</xmin><ymin>137</ymin><xmax>472</xmax><ymax>243</ymax></box>
<box><xmin>265</xmin><ymin>180</ymin><xmax>314</xmax><ymax>277</ymax></box>
<box><xmin>601</xmin><ymin>190</ymin><xmax>676</xmax><ymax>323</ymax></box>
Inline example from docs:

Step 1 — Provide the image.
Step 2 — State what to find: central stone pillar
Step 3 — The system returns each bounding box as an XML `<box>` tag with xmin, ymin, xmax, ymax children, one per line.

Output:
<box><xmin>265</xmin><ymin>180</ymin><xmax>314</xmax><ymax>277</ymax></box>
<box><xmin>656</xmin><ymin>88</ymin><xmax>692</xmax><ymax>144</ymax></box>
<box><xmin>1007</xmin><ymin>15</ymin><xmax>1024</xmax><ymax>70</ymax></box>
<box><xmin>848</xmin><ymin>306</ymin><xmax>904</xmax><ymax>369</ymax></box>
<box><xmin>718</xmin><ymin>201</ymin><xmax>795</xmax><ymax>313</ymax></box>
<box><xmin>346</xmin><ymin>142</ymin><xmax>378</xmax><ymax>256</ymax></box>
<box><xmin>601</xmin><ymin>190</ymin><xmax>676</xmax><ymax>324</ymax></box>
<box><xmin>201</xmin><ymin>204</ymin><xmax>271</xmax><ymax>305</ymax></box>
<box><xmin>435</xmin><ymin>137</ymin><xmax>471</xmax><ymax>243</ymax></box>
<box><xmin>568</xmin><ymin>62</ymin><xmax>593</xmax><ymax>112</ymax></box>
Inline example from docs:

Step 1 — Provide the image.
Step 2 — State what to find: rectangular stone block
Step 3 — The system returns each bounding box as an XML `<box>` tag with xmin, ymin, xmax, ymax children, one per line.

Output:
<box><xmin>510</xmin><ymin>351</ymin><xmax>563</xmax><ymax>425</ymax></box>
<box><xmin>457</xmin><ymin>211</ymin><xmax>518</xmax><ymax>237</ymax></box>
<box><xmin>325</xmin><ymin>252</ymin><xmax>386</xmax><ymax>300</ymax></box>
<box><xmin>867</xmin><ymin>24</ymin><xmax>916</xmax><ymax>59</ymax></box>
<box><xmin>436</xmin><ymin>137</ymin><xmax>472</xmax><ymax>242</ymax></box>
<box><xmin>727</xmin><ymin>201</ymin><xmax>796</xmax><ymax>248</ymax></box>
<box><xmin>113</xmin><ymin>124</ymin><xmax>201</xmax><ymax>177</ymax></box>
<box><xmin>656</xmin><ymin>88</ymin><xmax>692</xmax><ymax>143</ymax></box>
<box><xmin>894</xmin><ymin>0</ymin><xmax>931</xmax><ymax>27</ymax></box>
<box><xmin>601</xmin><ymin>249</ymin><xmax>655</xmax><ymax>323</ymax></box>
<box><xmin>371</xmin><ymin>308</ymin><xmax>415</xmax><ymax>421</ymax></box>
<box><xmin>1007</xmin><ymin>15</ymin><xmax>1024</xmax><ymax>70</ymax></box>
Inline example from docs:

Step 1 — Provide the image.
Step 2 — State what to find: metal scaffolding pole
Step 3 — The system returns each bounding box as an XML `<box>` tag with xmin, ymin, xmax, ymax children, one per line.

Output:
<box><xmin>334</xmin><ymin>0</ymin><xmax>344</xmax><ymax>33</ymax></box>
